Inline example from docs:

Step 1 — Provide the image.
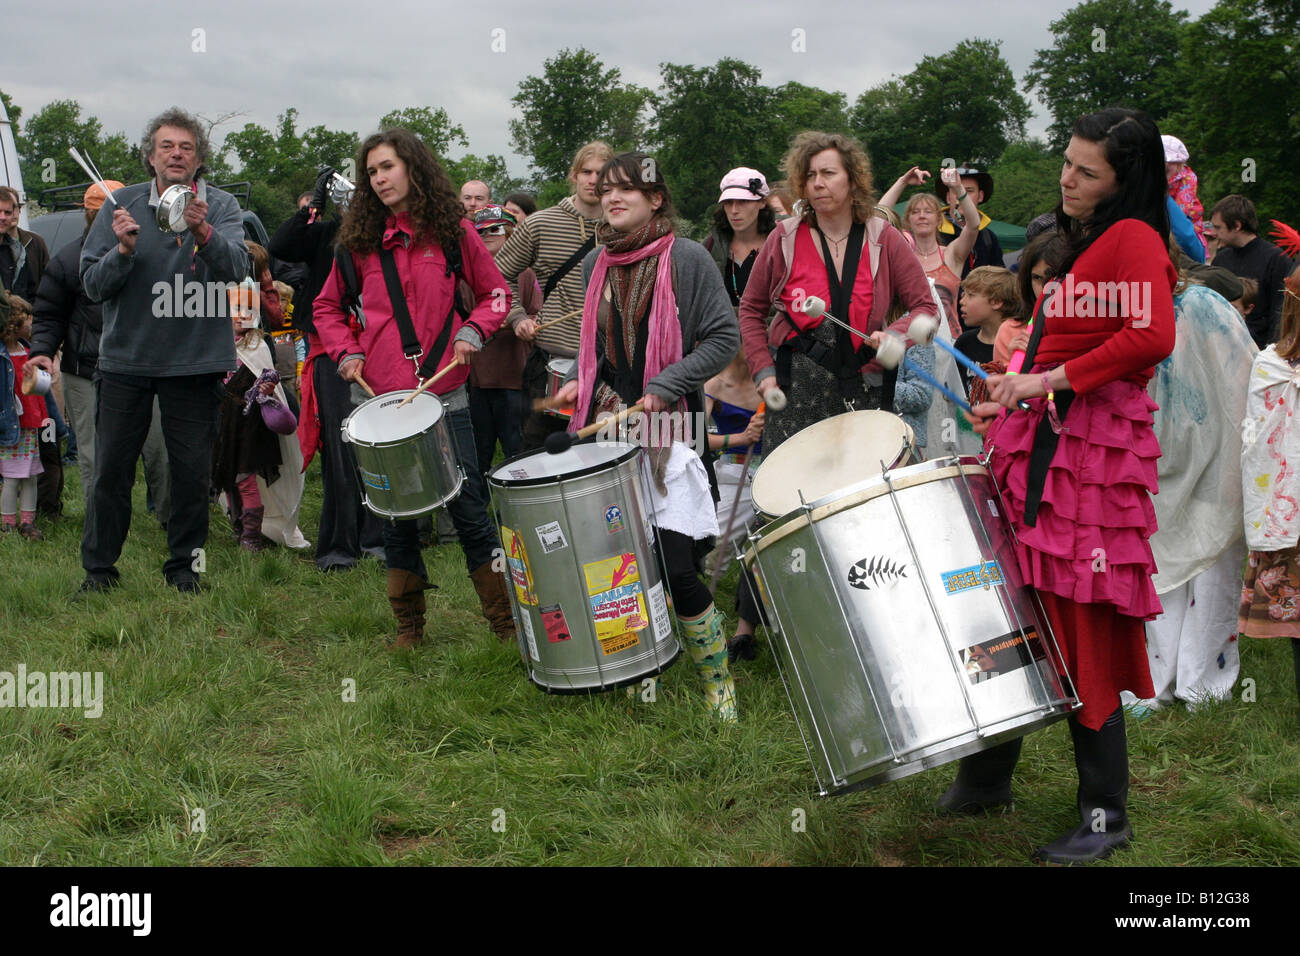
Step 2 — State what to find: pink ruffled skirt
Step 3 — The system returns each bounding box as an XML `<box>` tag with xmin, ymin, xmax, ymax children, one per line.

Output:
<box><xmin>986</xmin><ymin>376</ymin><xmax>1163</xmax><ymax>622</ymax></box>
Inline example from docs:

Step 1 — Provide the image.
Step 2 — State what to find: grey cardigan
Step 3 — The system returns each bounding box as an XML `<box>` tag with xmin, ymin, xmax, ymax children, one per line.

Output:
<box><xmin>576</xmin><ymin>237</ymin><xmax>740</xmax><ymax>410</ymax></box>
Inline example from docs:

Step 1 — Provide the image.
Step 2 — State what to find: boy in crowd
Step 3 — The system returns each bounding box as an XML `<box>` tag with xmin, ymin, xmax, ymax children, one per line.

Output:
<box><xmin>954</xmin><ymin>266</ymin><xmax>1020</xmax><ymax>392</ymax></box>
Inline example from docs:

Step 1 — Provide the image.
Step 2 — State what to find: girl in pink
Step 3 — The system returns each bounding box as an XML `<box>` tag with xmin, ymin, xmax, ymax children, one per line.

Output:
<box><xmin>1</xmin><ymin>294</ymin><xmax>46</xmax><ymax>540</ymax></box>
<box><xmin>1163</xmin><ymin>135</ymin><xmax>1207</xmax><ymax>254</ymax></box>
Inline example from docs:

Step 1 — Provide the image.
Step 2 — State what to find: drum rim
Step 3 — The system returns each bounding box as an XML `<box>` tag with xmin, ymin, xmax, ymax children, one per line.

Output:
<box><xmin>487</xmin><ymin>441</ymin><xmax>641</xmax><ymax>488</ymax></box>
<box><xmin>745</xmin><ymin>457</ymin><xmax>989</xmax><ymax>559</ymax></box>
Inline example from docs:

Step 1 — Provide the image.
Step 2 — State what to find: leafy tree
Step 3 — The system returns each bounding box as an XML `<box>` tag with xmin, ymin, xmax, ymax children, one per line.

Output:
<box><xmin>1166</xmin><ymin>0</ymin><xmax>1300</xmax><ymax>226</ymax></box>
<box><xmin>1024</xmin><ymin>0</ymin><xmax>1189</xmax><ymax>148</ymax></box>
<box><xmin>652</xmin><ymin>58</ymin><xmax>775</xmax><ymax>227</ymax></box>
<box><xmin>377</xmin><ymin>107</ymin><xmax>466</xmax><ymax>159</ymax></box>
<box><xmin>510</xmin><ymin>48</ymin><xmax>652</xmax><ymax>181</ymax></box>
<box><xmin>851</xmin><ymin>40</ymin><xmax>1031</xmax><ymax>182</ymax></box>
<box><xmin>985</xmin><ymin>140</ymin><xmax>1064</xmax><ymax>225</ymax></box>
<box><xmin>0</xmin><ymin>89</ymin><xmax>20</xmax><ymax>128</ymax></box>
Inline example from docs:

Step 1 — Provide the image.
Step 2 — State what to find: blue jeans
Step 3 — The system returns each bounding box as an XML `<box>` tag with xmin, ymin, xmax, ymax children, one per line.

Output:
<box><xmin>82</xmin><ymin>371</ymin><xmax>221</xmax><ymax>584</ymax></box>
<box><xmin>382</xmin><ymin>403</ymin><xmax>499</xmax><ymax>580</ymax></box>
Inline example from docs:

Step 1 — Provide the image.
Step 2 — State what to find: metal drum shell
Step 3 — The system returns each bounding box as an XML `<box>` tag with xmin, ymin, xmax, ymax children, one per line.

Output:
<box><xmin>342</xmin><ymin>390</ymin><xmax>464</xmax><ymax>519</ymax></box>
<box><xmin>489</xmin><ymin>442</ymin><xmax>681</xmax><ymax>693</ymax></box>
<box><xmin>156</xmin><ymin>184</ymin><xmax>193</xmax><ymax>233</ymax></box>
<box><xmin>744</xmin><ymin>456</ymin><xmax>1079</xmax><ymax>796</ymax></box>
<box><xmin>544</xmin><ymin>358</ymin><xmax>575</xmax><ymax>420</ymax></box>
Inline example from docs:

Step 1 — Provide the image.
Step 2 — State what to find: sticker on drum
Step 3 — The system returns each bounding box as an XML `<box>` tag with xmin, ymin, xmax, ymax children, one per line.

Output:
<box><xmin>502</xmin><ymin>526</ymin><xmax>537</xmax><ymax>606</ymax></box>
<box><xmin>648</xmin><ymin>582</ymin><xmax>671</xmax><ymax>642</ymax></box>
<box><xmin>535</xmin><ymin>521</ymin><xmax>568</xmax><ymax>553</ymax></box>
<box><xmin>600</xmin><ymin>632</ymin><xmax>641</xmax><ymax>656</ymax></box>
<box><xmin>520</xmin><ymin>613</ymin><xmax>540</xmax><ymax>661</ymax></box>
<box><xmin>541</xmin><ymin>604</ymin><xmax>572</xmax><ymax>643</ymax></box>
<box><xmin>941</xmin><ymin>560</ymin><xmax>1004</xmax><ymax>594</ymax></box>
<box><xmin>604</xmin><ymin>504</ymin><xmax>625</xmax><ymax>534</ymax></box>
<box><xmin>584</xmin><ymin>553</ymin><xmax>648</xmax><ymax>639</ymax></box>
<box><xmin>959</xmin><ymin>627</ymin><xmax>1043</xmax><ymax>685</ymax></box>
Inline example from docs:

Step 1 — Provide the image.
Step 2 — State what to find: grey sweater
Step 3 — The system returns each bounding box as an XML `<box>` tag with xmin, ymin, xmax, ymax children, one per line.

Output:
<box><xmin>579</xmin><ymin>237</ymin><xmax>740</xmax><ymax>409</ymax></box>
<box><xmin>80</xmin><ymin>179</ymin><xmax>249</xmax><ymax>376</ymax></box>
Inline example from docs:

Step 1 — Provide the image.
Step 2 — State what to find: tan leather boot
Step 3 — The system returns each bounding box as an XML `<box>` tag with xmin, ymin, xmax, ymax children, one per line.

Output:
<box><xmin>386</xmin><ymin>568</ymin><xmax>429</xmax><ymax>649</ymax></box>
<box><xmin>469</xmin><ymin>562</ymin><xmax>517</xmax><ymax>642</ymax></box>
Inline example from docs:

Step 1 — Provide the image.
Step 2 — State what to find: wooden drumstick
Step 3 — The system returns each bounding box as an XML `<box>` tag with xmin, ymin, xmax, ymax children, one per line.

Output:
<box><xmin>531</xmin><ymin>307</ymin><xmax>583</xmax><ymax>333</ymax></box>
<box><xmin>393</xmin><ymin>359</ymin><xmax>462</xmax><ymax>409</ymax></box>
<box><xmin>544</xmin><ymin>403</ymin><xmax>645</xmax><ymax>454</ymax></box>
<box><xmin>354</xmin><ymin>373</ymin><xmax>376</xmax><ymax>398</ymax></box>
<box><xmin>709</xmin><ymin>402</ymin><xmax>765</xmax><ymax>593</ymax></box>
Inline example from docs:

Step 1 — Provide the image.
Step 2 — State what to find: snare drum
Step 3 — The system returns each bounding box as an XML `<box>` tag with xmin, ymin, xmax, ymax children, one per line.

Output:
<box><xmin>545</xmin><ymin>358</ymin><xmax>576</xmax><ymax>419</ymax></box>
<box><xmin>488</xmin><ymin>442</ymin><xmax>680</xmax><ymax>693</ymax></box>
<box><xmin>751</xmin><ymin>410</ymin><xmax>914</xmax><ymax>519</ymax></box>
<box><xmin>341</xmin><ymin>390</ymin><xmax>463</xmax><ymax>519</ymax></box>
<box><xmin>743</xmin><ymin>456</ymin><xmax>1078</xmax><ymax>795</ymax></box>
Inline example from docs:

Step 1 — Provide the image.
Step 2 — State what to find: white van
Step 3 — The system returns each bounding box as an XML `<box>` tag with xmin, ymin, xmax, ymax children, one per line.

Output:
<box><xmin>0</xmin><ymin>99</ymin><xmax>29</xmax><ymax>229</ymax></box>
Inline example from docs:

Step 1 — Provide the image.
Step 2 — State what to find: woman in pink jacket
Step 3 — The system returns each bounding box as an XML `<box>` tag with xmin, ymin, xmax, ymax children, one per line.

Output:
<box><xmin>314</xmin><ymin>127</ymin><xmax>514</xmax><ymax>648</ymax></box>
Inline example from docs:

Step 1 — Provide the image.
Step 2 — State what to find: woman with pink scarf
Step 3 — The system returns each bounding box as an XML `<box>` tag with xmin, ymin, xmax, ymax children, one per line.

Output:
<box><xmin>555</xmin><ymin>153</ymin><xmax>742</xmax><ymax>720</ymax></box>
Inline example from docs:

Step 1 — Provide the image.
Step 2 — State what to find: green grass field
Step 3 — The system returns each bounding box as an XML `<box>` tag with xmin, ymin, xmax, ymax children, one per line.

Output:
<box><xmin>1</xmin><ymin>463</ymin><xmax>1297</xmax><ymax>866</ymax></box>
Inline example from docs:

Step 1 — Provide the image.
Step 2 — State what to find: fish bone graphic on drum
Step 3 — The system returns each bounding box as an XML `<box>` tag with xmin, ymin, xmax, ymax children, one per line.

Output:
<box><xmin>847</xmin><ymin>555</ymin><xmax>908</xmax><ymax>590</ymax></box>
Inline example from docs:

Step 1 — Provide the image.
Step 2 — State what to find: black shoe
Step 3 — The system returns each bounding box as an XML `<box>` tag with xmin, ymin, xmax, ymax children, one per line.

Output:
<box><xmin>74</xmin><ymin>575</ymin><xmax>120</xmax><ymax>599</ymax></box>
<box><xmin>935</xmin><ymin>737</ymin><xmax>1022</xmax><ymax>814</ymax></box>
<box><xmin>1034</xmin><ymin>708</ymin><xmax>1132</xmax><ymax>864</ymax></box>
<box><xmin>168</xmin><ymin>575</ymin><xmax>203</xmax><ymax>594</ymax></box>
<box><xmin>727</xmin><ymin>632</ymin><xmax>758</xmax><ymax>663</ymax></box>
<box><xmin>1034</xmin><ymin>819</ymin><xmax>1133</xmax><ymax>864</ymax></box>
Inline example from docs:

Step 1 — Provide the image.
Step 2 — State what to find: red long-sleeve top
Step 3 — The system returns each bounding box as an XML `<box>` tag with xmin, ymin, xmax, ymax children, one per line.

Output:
<box><xmin>1035</xmin><ymin>219</ymin><xmax>1176</xmax><ymax>393</ymax></box>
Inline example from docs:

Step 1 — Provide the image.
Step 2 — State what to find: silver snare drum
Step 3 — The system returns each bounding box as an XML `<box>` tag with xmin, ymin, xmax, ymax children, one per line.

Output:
<box><xmin>342</xmin><ymin>390</ymin><xmax>463</xmax><ymax>519</ymax></box>
<box><xmin>744</xmin><ymin>456</ymin><xmax>1079</xmax><ymax>795</ymax></box>
<box><xmin>488</xmin><ymin>442</ymin><xmax>680</xmax><ymax>693</ymax></box>
<box><xmin>545</xmin><ymin>358</ymin><xmax>575</xmax><ymax>420</ymax></box>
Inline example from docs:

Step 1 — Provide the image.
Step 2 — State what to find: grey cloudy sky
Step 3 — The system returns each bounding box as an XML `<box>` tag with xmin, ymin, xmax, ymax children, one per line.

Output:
<box><xmin>6</xmin><ymin>0</ymin><xmax>1218</xmax><ymax>180</ymax></box>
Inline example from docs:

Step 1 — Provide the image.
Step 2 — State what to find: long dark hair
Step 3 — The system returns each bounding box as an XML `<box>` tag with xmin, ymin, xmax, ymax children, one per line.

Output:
<box><xmin>1055</xmin><ymin>107</ymin><xmax>1169</xmax><ymax>274</ymax></box>
<box><xmin>337</xmin><ymin>128</ymin><xmax>465</xmax><ymax>254</ymax></box>
<box><xmin>711</xmin><ymin>203</ymin><xmax>777</xmax><ymax>240</ymax></box>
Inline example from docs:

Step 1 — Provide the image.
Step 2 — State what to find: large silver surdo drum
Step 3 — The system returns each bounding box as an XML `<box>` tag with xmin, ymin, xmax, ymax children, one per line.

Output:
<box><xmin>488</xmin><ymin>441</ymin><xmax>681</xmax><ymax>692</ymax></box>
<box><xmin>342</xmin><ymin>390</ymin><xmax>463</xmax><ymax>519</ymax></box>
<box><xmin>743</xmin><ymin>452</ymin><xmax>1079</xmax><ymax>795</ymax></box>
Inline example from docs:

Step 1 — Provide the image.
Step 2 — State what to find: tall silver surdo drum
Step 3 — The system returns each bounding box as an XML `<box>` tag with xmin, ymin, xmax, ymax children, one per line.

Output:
<box><xmin>743</xmin><ymin>455</ymin><xmax>1079</xmax><ymax>795</ymax></box>
<box><xmin>751</xmin><ymin>410</ymin><xmax>915</xmax><ymax>519</ymax></box>
<box><xmin>342</xmin><ymin>390</ymin><xmax>464</xmax><ymax>519</ymax></box>
<box><xmin>488</xmin><ymin>442</ymin><xmax>681</xmax><ymax>692</ymax></box>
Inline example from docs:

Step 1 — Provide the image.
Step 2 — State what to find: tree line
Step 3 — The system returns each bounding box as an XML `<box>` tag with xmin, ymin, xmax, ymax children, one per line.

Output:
<box><xmin>3</xmin><ymin>0</ymin><xmax>1295</xmax><ymax>236</ymax></box>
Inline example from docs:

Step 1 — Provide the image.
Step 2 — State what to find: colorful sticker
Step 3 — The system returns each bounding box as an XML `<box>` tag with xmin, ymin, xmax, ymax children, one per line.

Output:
<box><xmin>600</xmin><ymin>631</ymin><xmax>641</xmax><ymax>656</ymax></box>
<box><xmin>959</xmin><ymin>628</ymin><xmax>1044</xmax><ymax>685</ymax></box>
<box><xmin>846</xmin><ymin>555</ymin><xmax>908</xmax><ymax>590</ymax></box>
<box><xmin>584</xmin><ymin>552</ymin><xmax>648</xmax><ymax>640</ymax></box>
<box><xmin>508</xmin><ymin>468</ymin><xmax>530</xmax><ymax>480</ymax></box>
<box><xmin>647</xmin><ymin>582</ymin><xmax>671</xmax><ymax>643</ymax></box>
<box><xmin>941</xmin><ymin>560</ymin><xmax>1004</xmax><ymax>594</ymax></box>
<box><xmin>501</xmin><ymin>525</ymin><xmax>537</xmax><ymax>606</ymax></box>
<box><xmin>541</xmin><ymin>603</ymin><xmax>572</xmax><ymax>643</ymax></box>
<box><xmin>359</xmin><ymin>468</ymin><xmax>390</xmax><ymax>491</ymax></box>
<box><xmin>604</xmin><ymin>504</ymin><xmax>625</xmax><ymax>534</ymax></box>
<box><xmin>535</xmin><ymin>521</ymin><xmax>568</xmax><ymax>554</ymax></box>
<box><xmin>520</xmin><ymin>612</ymin><xmax>540</xmax><ymax>662</ymax></box>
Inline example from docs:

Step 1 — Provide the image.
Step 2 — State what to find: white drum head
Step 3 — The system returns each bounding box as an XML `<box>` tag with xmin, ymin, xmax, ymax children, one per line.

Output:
<box><xmin>490</xmin><ymin>441</ymin><xmax>637</xmax><ymax>484</ymax></box>
<box><xmin>752</xmin><ymin>410</ymin><xmax>914</xmax><ymax>517</ymax></box>
<box><xmin>344</xmin><ymin>390</ymin><xmax>442</xmax><ymax>444</ymax></box>
<box><xmin>546</xmin><ymin>358</ymin><xmax>575</xmax><ymax>376</ymax></box>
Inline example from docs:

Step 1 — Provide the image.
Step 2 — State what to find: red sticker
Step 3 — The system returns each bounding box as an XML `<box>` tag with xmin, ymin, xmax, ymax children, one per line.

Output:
<box><xmin>541</xmin><ymin>604</ymin><xmax>572</xmax><ymax>643</ymax></box>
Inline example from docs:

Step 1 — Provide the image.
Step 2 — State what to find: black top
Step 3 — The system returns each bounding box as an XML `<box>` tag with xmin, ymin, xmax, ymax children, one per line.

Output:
<box><xmin>1213</xmin><ymin>237</ymin><xmax>1294</xmax><ymax>348</ymax></box>
<box><xmin>723</xmin><ymin>249</ymin><xmax>758</xmax><ymax>307</ymax></box>
<box><xmin>954</xmin><ymin>328</ymin><xmax>995</xmax><ymax>391</ymax></box>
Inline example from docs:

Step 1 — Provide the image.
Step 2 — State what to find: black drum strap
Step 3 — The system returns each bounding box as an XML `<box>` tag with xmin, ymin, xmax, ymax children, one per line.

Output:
<box><xmin>1017</xmin><ymin>294</ymin><xmax>1072</xmax><ymax>527</ymax></box>
<box><xmin>379</xmin><ymin>246</ymin><xmax>456</xmax><ymax>380</ymax></box>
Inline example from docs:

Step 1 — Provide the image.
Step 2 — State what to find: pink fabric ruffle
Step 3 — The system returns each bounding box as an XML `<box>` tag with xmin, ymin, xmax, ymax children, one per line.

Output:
<box><xmin>986</xmin><ymin>375</ymin><xmax>1163</xmax><ymax>621</ymax></box>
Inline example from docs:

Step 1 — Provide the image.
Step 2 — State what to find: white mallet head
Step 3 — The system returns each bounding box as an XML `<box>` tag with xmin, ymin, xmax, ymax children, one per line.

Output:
<box><xmin>875</xmin><ymin>333</ymin><xmax>905</xmax><ymax>370</ymax></box>
<box><xmin>801</xmin><ymin>295</ymin><xmax>826</xmax><ymax>319</ymax></box>
<box><xmin>908</xmin><ymin>313</ymin><xmax>939</xmax><ymax>345</ymax></box>
<box><xmin>764</xmin><ymin>386</ymin><xmax>788</xmax><ymax>411</ymax></box>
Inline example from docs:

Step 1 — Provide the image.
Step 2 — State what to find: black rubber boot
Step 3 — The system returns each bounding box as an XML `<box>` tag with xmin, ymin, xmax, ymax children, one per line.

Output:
<box><xmin>1034</xmin><ymin>707</ymin><xmax>1132</xmax><ymax>864</ymax></box>
<box><xmin>936</xmin><ymin>737</ymin><xmax>1022</xmax><ymax>814</ymax></box>
<box><xmin>1291</xmin><ymin>639</ymin><xmax>1300</xmax><ymax>707</ymax></box>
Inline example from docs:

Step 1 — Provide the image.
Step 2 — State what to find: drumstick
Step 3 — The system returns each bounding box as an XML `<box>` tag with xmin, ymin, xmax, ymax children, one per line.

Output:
<box><xmin>708</xmin><ymin>401</ymin><xmax>765</xmax><ymax>594</ymax></box>
<box><xmin>905</xmin><ymin>315</ymin><xmax>1030</xmax><ymax>413</ymax></box>
<box><xmin>532</xmin><ymin>307</ymin><xmax>583</xmax><ymax>333</ymax></box>
<box><xmin>354</xmin><ymin>373</ymin><xmax>376</xmax><ymax>397</ymax></box>
<box><xmin>67</xmin><ymin>147</ymin><xmax>118</xmax><ymax>207</ymax></box>
<box><xmin>876</xmin><ymin>334</ymin><xmax>973</xmax><ymax>413</ymax></box>
<box><xmin>543</xmin><ymin>402</ymin><xmax>645</xmax><ymax>454</ymax></box>
<box><xmin>393</xmin><ymin>359</ymin><xmax>461</xmax><ymax>409</ymax></box>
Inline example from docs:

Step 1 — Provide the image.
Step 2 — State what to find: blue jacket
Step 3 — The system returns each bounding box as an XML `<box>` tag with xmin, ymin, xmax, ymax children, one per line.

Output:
<box><xmin>1</xmin><ymin>342</ymin><xmax>21</xmax><ymax>446</ymax></box>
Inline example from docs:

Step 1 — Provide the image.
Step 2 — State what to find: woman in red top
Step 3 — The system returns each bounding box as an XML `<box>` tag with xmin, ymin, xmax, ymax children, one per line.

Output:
<box><xmin>955</xmin><ymin>108</ymin><xmax>1177</xmax><ymax>864</ymax></box>
<box><xmin>314</xmin><ymin>128</ymin><xmax>514</xmax><ymax>648</ymax></box>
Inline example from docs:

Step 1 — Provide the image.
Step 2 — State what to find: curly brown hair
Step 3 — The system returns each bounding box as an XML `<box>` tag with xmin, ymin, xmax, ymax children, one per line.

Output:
<box><xmin>336</xmin><ymin>128</ymin><xmax>465</xmax><ymax>255</ymax></box>
<box><xmin>781</xmin><ymin>131</ymin><xmax>876</xmax><ymax>226</ymax></box>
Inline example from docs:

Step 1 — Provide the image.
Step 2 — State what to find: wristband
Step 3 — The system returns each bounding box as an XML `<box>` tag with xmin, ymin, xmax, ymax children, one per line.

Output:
<box><xmin>722</xmin><ymin>434</ymin><xmax>730</xmax><ymax>451</ymax></box>
<box><xmin>1041</xmin><ymin>372</ymin><xmax>1063</xmax><ymax>434</ymax></box>
<box><xmin>955</xmin><ymin>191</ymin><xmax>968</xmax><ymax>202</ymax></box>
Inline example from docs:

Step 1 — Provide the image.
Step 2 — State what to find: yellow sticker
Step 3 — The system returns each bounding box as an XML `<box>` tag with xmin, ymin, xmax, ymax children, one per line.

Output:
<box><xmin>584</xmin><ymin>552</ymin><xmax>648</xmax><ymax>640</ymax></box>
<box><xmin>502</xmin><ymin>525</ymin><xmax>537</xmax><ymax>606</ymax></box>
<box><xmin>600</xmin><ymin>631</ymin><xmax>641</xmax><ymax>656</ymax></box>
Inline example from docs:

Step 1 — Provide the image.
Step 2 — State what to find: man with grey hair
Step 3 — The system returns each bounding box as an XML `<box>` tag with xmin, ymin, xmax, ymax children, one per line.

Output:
<box><xmin>63</xmin><ymin>107</ymin><xmax>248</xmax><ymax>594</ymax></box>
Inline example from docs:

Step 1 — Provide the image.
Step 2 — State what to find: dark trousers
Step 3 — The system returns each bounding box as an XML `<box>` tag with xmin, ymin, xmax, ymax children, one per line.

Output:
<box><xmin>469</xmin><ymin>385</ymin><xmax>524</xmax><ymax>474</ymax></box>
<box><xmin>82</xmin><ymin>371</ymin><xmax>221</xmax><ymax>583</ymax></box>
<box><xmin>313</xmin><ymin>355</ymin><xmax>385</xmax><ymax>569</ymax></box>
<box><xmin>655</xmin><ymin>527</ymin><xmax>714</xmax><ymax>618</ymax></box>
<box><xmin>382</xmin><ymin>402</ymin><xmax>499</xmax><ymax>580</ymax></box>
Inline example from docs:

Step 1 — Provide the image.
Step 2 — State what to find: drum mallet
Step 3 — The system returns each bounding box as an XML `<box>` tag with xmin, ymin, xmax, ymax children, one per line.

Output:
<box><xmin>800</xmin><ymin>297</ymin><xmax>973</xmax><ymax>411</ymax></box>
<box><xmin>906</xmin><ymin>315</ymin><xmax>1030</xmax><ymax>412</ymax></box>
<box><xmin>708</xmin><ymin>398</ymin><xmax>775</xmax><ymax>593</ymax></box>
<box><xmin>544</xmin><ymin>402</ymin><xmax>645</xmax><ymax>455</ymax></box>
<box><xmin>393</xmin><ymin>358</ymin><xmax>463</xmax><ymax>409</ymax></box>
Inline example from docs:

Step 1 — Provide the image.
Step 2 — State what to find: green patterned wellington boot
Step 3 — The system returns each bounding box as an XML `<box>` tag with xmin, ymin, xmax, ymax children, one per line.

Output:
<box><xmin>678</xmin><ymin>605</ymin><xmax>738</xmax><ymax>722</ymax></box>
